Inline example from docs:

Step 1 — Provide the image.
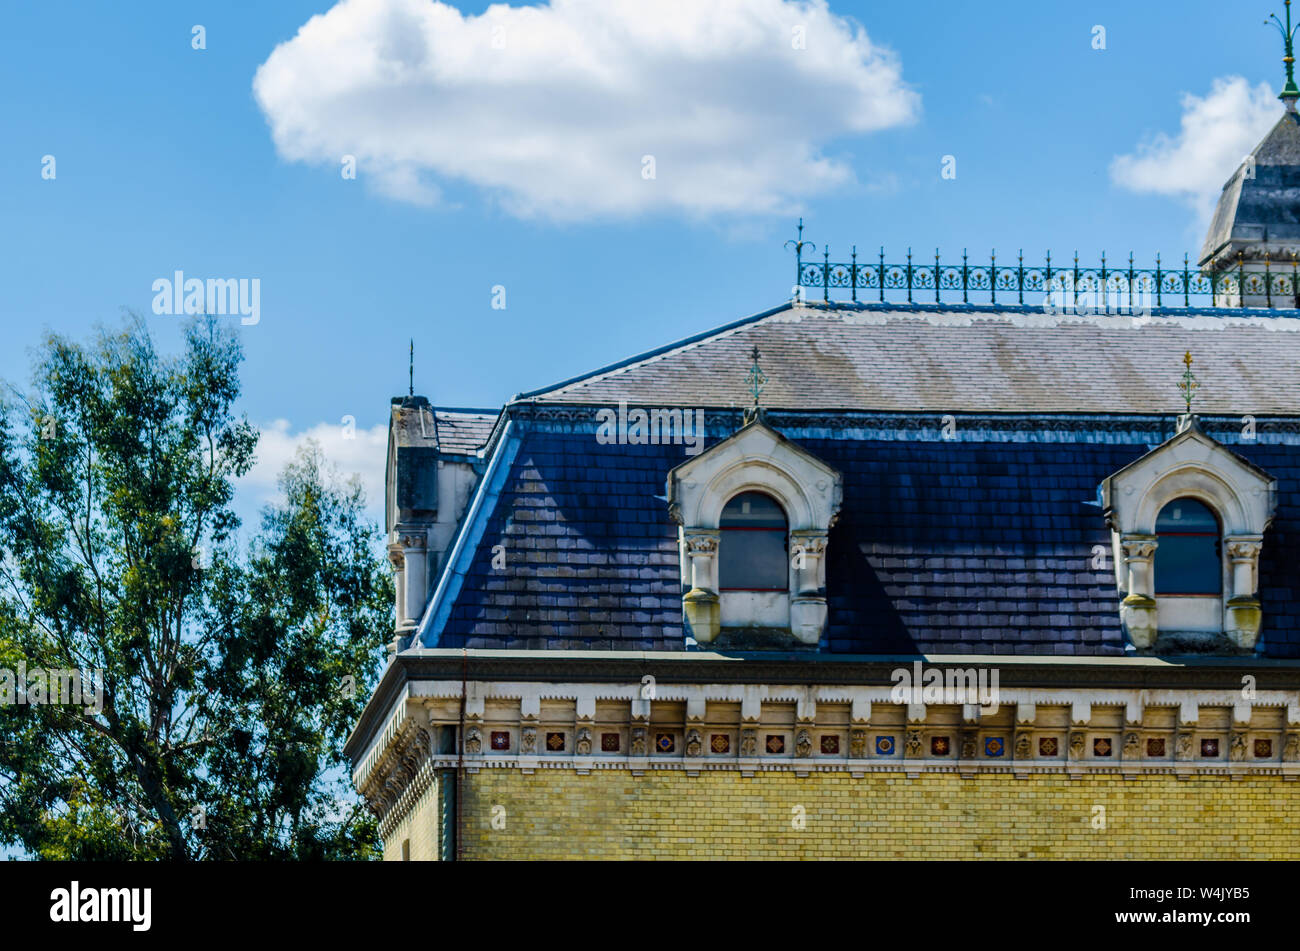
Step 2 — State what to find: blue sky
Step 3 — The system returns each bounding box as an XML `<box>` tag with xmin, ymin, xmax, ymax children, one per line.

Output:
<box><xmin>0</xmin><ymin>0</ymin><xmax>1291</xmax><ymax>523</ymax></box>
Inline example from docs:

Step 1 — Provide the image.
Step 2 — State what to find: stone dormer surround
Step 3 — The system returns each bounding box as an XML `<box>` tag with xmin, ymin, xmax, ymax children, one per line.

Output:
<box><xmin>1101</xmin><ymin>414</ymin><xmax>1277</xmax><ymax>651</ymax></box>
<box><xmin>665</xmin><ymin>416</ymin><xmax>841</xmax><ymax>644</ymax></box>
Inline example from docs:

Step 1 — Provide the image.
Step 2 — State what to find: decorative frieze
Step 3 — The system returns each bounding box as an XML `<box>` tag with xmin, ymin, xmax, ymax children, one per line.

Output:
<box><xmin>686</xmin><ymin>729</ymin><xmax>704</xmax><ymax>757</ymax></box>
<box><xmin>1123</xmin><ymin>732</ymin><xmax>1140</xmax><ymax>760</ymax></box>
<box><xmin>1015</xmin><ymin>732</ymin><xmax>1031</xmax><ymax>760</ymax></box>
<box><xmin>358</xmin><ymin>679</ymin><xmax>1300</xmax><ymax>829</ymax></box>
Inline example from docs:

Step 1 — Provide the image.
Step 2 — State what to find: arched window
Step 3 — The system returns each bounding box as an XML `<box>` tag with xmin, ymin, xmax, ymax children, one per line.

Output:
<box><xmin>1154</xmin><ymin>498</ymin><xmax>1221</xmax><ymax>596</ymax></box>
<box><xmin>718</xmin><ymin>492</ymin><xmax>788</xmax><ymax>591</ymax></box>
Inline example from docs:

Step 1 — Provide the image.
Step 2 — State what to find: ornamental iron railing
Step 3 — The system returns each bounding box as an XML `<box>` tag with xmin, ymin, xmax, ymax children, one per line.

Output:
<box><xmin>786</xmin><ymin>222</ymin><xmax>1300</xmax><ymax>310</ymax></box>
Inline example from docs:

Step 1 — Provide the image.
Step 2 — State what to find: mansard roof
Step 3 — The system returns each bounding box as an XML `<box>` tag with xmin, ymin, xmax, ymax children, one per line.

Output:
<box><xmin>519</xmin><ymin>302</ymin><xmax>1300</xmax><ymax>416</ymax></box>
<box><xmin>420</xmin><ymin>407</ymin><xmax>1300</xmax><ymax>659</ymax></box>
<box><xmin>409</xmin><ymin>299</ymin><xmax>1300</xmax><ymax>661</ymax></box>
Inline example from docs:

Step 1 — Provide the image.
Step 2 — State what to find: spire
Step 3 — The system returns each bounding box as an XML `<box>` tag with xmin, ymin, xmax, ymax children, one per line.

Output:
<box><xmin>409</xmin><ymin>338</ymin><xmax>414</xmax><ymax>398</ymax></box>
<box><xmin>1272</xmin><ymin>1</ymin><xmax>1300</xmax><ymax>111</ymax></box>
<box><xmin>743</xmin><ymin>344</ymin><xmax>767</xmax><ymax>425</ymax></box>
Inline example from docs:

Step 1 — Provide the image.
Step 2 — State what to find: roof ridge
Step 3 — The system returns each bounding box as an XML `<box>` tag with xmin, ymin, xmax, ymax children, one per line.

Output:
<box><xmin>430</xmin><ymin>406</ymin><xmax>503</xmax><ymax>416</ymax></box>
<box><xmin>513</xmin><ymin>300</ymin><xmax>796</xmax><ymax>402</ymax></box>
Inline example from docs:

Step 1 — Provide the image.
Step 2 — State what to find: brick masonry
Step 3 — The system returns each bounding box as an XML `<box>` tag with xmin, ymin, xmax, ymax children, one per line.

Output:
<box><xmin>383</xmin><ymin>775</ymin><xmax>442</xmax><ymax>861</ymax></box>
<box><xmin>455</xmin><ymin>768</ymin><xmax>1300</xmax><ymax>859</ymax></box>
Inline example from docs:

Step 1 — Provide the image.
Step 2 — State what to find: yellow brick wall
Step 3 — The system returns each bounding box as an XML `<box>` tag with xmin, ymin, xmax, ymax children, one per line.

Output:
<box><xmin>382</xmin><ymin>775</ymin><xmax>442</xmax><ymax>861</ymax></box>
<box><xmin>450</xmin><ymin>769</ymin><xmax>1300</xmax><ymax>859</ymax></box>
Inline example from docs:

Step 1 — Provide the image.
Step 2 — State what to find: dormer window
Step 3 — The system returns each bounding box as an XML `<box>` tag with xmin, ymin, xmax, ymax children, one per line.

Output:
<box><xmin>667</xmin><ymin>416</ymin><xmax>841</xmax><ymax>646</ymax></box>
<box><xmin>719</xmin><ymin>492</ymin><xmax>788</xmax><ymax>591</ymax></box>
<box><xmin>1154</xmin><ymin>498</ymin><xmax>1221</xmax><ymax>596</ymax></box>
<box><xmin>1100</xmin><ymin>415</ymin><xmax>1275</xmax><ymax>651</ymax></box>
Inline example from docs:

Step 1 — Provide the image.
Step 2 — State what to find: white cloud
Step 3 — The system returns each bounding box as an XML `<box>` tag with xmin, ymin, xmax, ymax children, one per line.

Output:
<box><xmin>252</xmin><ymin>0</ymin><xmax>919</xmax><ymax>220</ymax></box>
<box><xmin>1110</xmin><ymin>76</ymin><xmax>1280</xmax><ymax>222</ymax></box>
<box><xmin>240</xmin><ymin>419</ymin><xmax>388</xmax><ymax>522</ymax></box>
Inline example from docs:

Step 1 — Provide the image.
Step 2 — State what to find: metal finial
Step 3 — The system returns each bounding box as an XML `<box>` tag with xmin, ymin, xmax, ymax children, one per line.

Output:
<box><xmin>784</xmin><ymin>217</ymin><xmax>815</xmax><ymax>258</ymax></box>
<box><xmin>1272</xmin><ymin>1</ymin><xmax>1300</xmax><ymax>109</ymax></box>
<box><xmin>744</xmin><ymin>344</ymin><xmax>767</xmax><ymax>421</ymax></box>
<box><xmin>1178</xmin><ymin>350</ymin><xmax>1199</xmax><ymax>414</ymax></box>
<box><xmin>409</xmin><ymin>339</ymin><xmax>414</xmax><ymax>398</ymax></box>
<box><xmin>785</xmin><ymin>218</ymin><xmax>815</xmax><ymax>297</ymax></box>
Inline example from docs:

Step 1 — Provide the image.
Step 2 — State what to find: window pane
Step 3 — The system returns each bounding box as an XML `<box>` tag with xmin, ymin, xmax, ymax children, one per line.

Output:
<box><xmin>1155</xmin><ymin>498</ymin><xmax>1220</xmax><ymax>595</ymax></box>
<box><xmin>1154</xmin><ymin>536</ymin><xmax>1221</xmax><ymax>594</ymax></box>
<box><xmin>719</xmin><ymin>528</ymin><xmax>787</xmax><ymax>590</ymax></box>
<box><xmin>720</xmin><ymin>492</ymin><xmax>787</xmax><ymax>529</ymax></box>
<box><xmin>1155</xmin><ymin>498</ymin><xmax>1217</xmax><ymax>533</ymax></box>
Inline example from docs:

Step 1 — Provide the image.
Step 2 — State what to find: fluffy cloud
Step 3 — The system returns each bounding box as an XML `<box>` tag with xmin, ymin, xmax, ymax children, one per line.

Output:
<box><xmin>239</xmin><ymin>419</ymin><xmax>388</xmax><ymax>523</ymax></box>
<box><xmin>252</xmin><ymin>0</ymin><xmax>919</xmax><ymax>220</ymax></box>
<box><xmin>1110</xmin><ymin>76</ymin><xmax>1280</xmax><ymax>222</ymax></box>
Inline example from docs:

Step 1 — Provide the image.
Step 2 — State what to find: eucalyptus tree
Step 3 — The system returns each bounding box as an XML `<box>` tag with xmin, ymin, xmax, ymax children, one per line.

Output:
<box><xmin>0</xmin><ymin>316</ymin><xmax>391</xmax><ymax>859</ymax></box>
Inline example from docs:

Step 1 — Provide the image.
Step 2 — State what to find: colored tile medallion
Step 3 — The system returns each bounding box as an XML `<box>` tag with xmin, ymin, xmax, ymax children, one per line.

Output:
<box><xmin>984</xmin><ymin>737</ymin><xmax>1004</xmax><ymax>757</ymax></box>
<box><xmin>875</xmin><ymin>735</ymin><xmax>895</xmax><ymax>755</ymax></box>
<box><xmin>1201</xmin><ymin>738</ymin><xmax>1219</xmax><ymax>757</ymax></box>
<box><xmin>766</xmin><ymin>734</ymin><xmax>785</xmax><ymax>754</ymax></box>
<box><xmin>1147</xmin><ymin>737</ymin><xmax>1166</xmax><ymax>757</ymax></box>
<box><xmin>601</xmin><ymin>732</ymin><xmax>620</xmax><ymax>753</ymax></box>
<box><xmin>930</xmin><ymin>736</ymin><xmax>950</xmax><ymax>756</ymax></box>
<box><xmin>545</xmin><ymin>731</ymin><xmax>565</xmax><ymax>752</ymax></box>
<box><xmin>1038</xmin><ymin>737</ymin><xmax>1058</xmax><ymax>757</ymax></box>
<box><xmin>711</xmin><ymin>734</ymin><xmax>730</xmax><ymax>754</ymax></box>
<box><xmin>1093</xmin><ymin>738</ymin><xmax>1112</xmax><ymax>757</ymax></box>
<box><xmin>656</xmin><ymin>733</ymin><xmax>675</xmax><ymax>754</ymax></box>
<box><xmin>820</xmin><ymin>735</ymin><xmax>840</xmax><ymax>755</ymax></box>
<box><xmin>490</xmin><ymin>731</ymin><xmax>510</xmax><ymax>751</ymax></box>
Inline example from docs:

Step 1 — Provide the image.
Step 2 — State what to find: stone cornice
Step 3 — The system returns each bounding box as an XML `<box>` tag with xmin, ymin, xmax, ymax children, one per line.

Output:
<box><xmin>345</xmin><ymin>651</ymin><xmax>1300</xmax><ymax>808</ymax></box>
<box><xmin>356</xmin><ymin>714</ymin><xmax>434</xmax><ymax>834</ymax></box>
<box><xmin>359</xmin><ymin>676</ymin><xmax>1300</xmax><ymax>825</ymax></box>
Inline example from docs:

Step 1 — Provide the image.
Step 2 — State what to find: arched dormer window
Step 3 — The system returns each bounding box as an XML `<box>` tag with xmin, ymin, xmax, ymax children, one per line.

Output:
<box><xmin>1154</xmin><ymin>498</ymin><xmax>1222</xmax><ymax>596</ymax></box>
<box><xmin>1100</xmin><ymin>416</ymin><xmax>1275</xmax><ymax>651</ymax></box>
<box><xmin>666</xmin><ymin>417</ymin><xmax>841</xmax><ymax>646</ymax></box>
<box><xmin>719</xmin><ymin>492</ymin><xmax>788</xmax><ymax>592</ymax></box>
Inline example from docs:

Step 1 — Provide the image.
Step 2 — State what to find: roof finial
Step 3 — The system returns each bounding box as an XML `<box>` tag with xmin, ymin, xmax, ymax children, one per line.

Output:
<box><xmin>784</xmin><ymin>218</ymin><xmax>815</xmax><ymax>298</ymax></box>
<box><xmin>743</xmin><ymin>344</ymin><xmax>767</xmax><ymax>424</ymax></box>
<box><xmin>1178</xmin><ymin>350</ymin><xmax>1200</xmax><ymax>415</ymax></box>
<box><xmin>409</xmin><ymin>338</ymin><xmax>415</xmax><ymax>398</ymax></box>
<box><xmin>1272</xmin><ymin>1</ymin><xmax>1300</xmax><ymax>111</ymax></box>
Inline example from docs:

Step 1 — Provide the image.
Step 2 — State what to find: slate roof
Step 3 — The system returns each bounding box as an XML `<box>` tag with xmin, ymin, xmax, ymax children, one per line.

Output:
<box><xmin>1202</xmin><ymin>111</ymin><xmax>1300</xmax><ymax>269</ymax></box>
<box><xmin>416</xmin><ymin>300</ymin><xmax>1300</xmax><ymax>660</ymax></box>
<box><xmin>521</xmin><ymin>303</ymin><xmax>1300</xmax><ymax>415</ymax></box>
<box><xmin>427</xmin><ymin>411</ymin><xmax>1300</xmax><ymax>659</ymax></box>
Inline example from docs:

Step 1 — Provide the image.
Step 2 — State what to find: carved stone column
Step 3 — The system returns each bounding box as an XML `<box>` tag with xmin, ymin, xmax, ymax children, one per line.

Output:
<box><xmin>1225</xmin><ymin>536</ymin><xmax>1264</xmax><ymax>649</ymax></box>
<box><xmin>395</xmin><ymin>527</ymin><xmax>429</xmax><ymax>634</ymax></box>
<box><xmin>789</xmin><ymin>531</ymin><xmax>828</xmax><ymax>645</ymax></box>
<box><xmin>682</xmin><ymin>531</ymin><xmax>720</xmax><ymax>642</ymax></box>
<box><xmin>1120</xmin><ymin>535</ymin><xmax>1158</xmax><ymax>649</ymax></box>
<box><xmin>388</xmin><ymin>544</ymin><xmax>409</xmax><ymax>633</ymax></box>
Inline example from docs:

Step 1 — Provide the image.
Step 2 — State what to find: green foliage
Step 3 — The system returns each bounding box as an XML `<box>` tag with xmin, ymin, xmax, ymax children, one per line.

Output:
<box><xmin>0</xmin><ymin>316</ymin><xmax>392</xmax><ymax>859</ymax></box>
